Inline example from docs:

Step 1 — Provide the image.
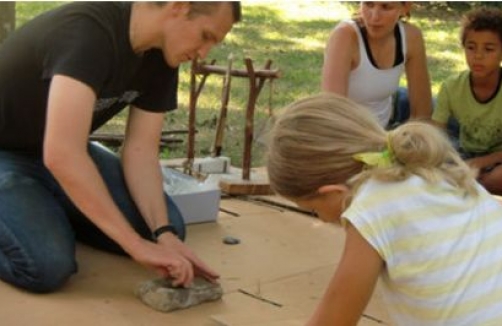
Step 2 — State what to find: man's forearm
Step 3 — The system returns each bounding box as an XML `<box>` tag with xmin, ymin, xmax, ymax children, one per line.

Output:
<box><xmin>46</xmin><ymin>149</ymin><xmax>143</xmax><ymax>253</ymax></box>
<box><xmin>122</xmin><ymin>149</ymin><xmax>170</xmax><ymax>232</ymax></box>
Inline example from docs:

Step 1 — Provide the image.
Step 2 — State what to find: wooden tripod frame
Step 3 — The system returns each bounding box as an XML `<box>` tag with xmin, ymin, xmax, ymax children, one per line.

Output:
<box><xmin>185</xmin><ymin>57</ymin><xmax>280</xmax><ymax>194</ymax></box>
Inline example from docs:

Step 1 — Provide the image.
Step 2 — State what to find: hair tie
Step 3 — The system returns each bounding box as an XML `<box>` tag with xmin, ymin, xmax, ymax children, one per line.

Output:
<box><xmin>353</xmin><ymin>134</ymin><xmax>394</xmax><ymax>168</ymax></box>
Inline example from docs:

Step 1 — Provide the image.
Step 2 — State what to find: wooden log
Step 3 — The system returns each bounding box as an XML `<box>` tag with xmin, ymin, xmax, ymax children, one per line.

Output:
<box><xmin>193</xmin><ymin>63</ymin><xmax>281</xmax><ymax>79</ymax></box>
<box><xmin>89</xmin><ymin>133</ymin><xmax>183</xmax><ymax>148</ymax></box>
<box><xmin>187</xmin><ymin>58</ymin><xmax>217</xmax><ymax>173</ymax></box>
<box><xmin>219</xmin><ymin>178</ymin><xmax>273</xmax><ymax>196</ymax></box>
<box><xmin>212</xmin><ymin>54</ymin><xmax>233</xmax><ymax>158</ymax></box>
<box><xmin>242</xmin><ymin>58</ymin><xmax>273</xmax><ymax>180</ymax></box>
<box><xmin>161</xmin><ymin>129</ymin><xmax>191</xmax><ymax>135</ymax></box>
<box><xmin>186</xmin><ymin>57</ymin><xmax>280</xmax><ymax>179</ymax></box>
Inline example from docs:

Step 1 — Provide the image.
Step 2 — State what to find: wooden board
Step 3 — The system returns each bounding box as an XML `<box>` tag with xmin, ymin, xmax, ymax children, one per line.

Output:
<box><xmin>219</xmin><ymin>177</ymin><xmax>273</xmax><ymax>196</ymax></box>
<box><xmin>0</xmin><ymin>196</ymin><xmax>391</xmax><ymax>326</ymax></box>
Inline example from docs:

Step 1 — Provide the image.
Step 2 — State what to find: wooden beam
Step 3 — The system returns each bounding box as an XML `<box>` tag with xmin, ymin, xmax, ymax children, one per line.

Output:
<box><xmin>194</xmin><ymin>63</ymin><xmax>281</xmax><ymax>79</ymax></box>
<box><xmin>219</xmin><ymin>178</ymin><xmax>273</xmax><ymax>196</ymax></box>
<box><xmin>89</xmin><ymin>133</ymin><xmax>183</xmax><ymax>148</ymax></box>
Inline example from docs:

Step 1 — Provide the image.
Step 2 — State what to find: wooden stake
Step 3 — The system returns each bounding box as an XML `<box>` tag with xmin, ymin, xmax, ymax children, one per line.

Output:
<box><xmin>212</xmin><ymin>54</ymin><xmax>233</xmax><ymax>158</ymax></box>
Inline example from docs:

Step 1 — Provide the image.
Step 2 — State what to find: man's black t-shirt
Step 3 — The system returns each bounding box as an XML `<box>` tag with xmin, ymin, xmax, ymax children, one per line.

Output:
<box><xmin>0</xmin><ymin>2</ymin><xmax>179</xmax><ymax>153</ymax></box>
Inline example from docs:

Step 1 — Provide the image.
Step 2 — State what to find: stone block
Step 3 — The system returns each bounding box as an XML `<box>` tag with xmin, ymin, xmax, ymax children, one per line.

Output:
<box><xmin>135</xmin><ymin>277</ymin><xmax>223</xmax><ymax>312</ymax></box>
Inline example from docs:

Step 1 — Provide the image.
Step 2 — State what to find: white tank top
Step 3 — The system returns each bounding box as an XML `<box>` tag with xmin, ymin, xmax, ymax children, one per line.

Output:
<box><xmin>346</xmin><ymin>20</ymin><xmax>406</xmax><ymax>127</ymax></box>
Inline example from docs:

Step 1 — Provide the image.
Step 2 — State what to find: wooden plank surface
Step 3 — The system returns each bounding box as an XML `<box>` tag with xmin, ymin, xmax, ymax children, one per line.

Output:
<box><xmin>0</xmin><ymin>197</ymin><xmax>391</xmax><ymax>325</ymax></box>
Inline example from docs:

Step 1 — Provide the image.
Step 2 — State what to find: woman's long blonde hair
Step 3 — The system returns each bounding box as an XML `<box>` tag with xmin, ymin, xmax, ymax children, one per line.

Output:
<box><xmin>266</xmin><ymin>93</ymin><xmax>478</xmax><ymax>200</ymax></box>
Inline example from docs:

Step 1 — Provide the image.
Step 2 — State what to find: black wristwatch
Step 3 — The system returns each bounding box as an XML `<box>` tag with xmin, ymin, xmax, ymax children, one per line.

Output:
<box><xmin>152</xmin><ymin>225</ymin><xmax>178</xmax><ymax>241</ymax></box>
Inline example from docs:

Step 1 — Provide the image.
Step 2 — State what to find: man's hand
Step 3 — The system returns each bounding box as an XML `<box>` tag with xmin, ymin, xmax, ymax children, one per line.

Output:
<box><xmin>157</xmin><ymin>232</ymin><xmax>220</xmax><ymax>284</ymax></box>
<box><xmin>126</xmin><ymin>233</ymin><xmax>219</xmax><ymax>288</ymax></box>
<box><xmin>126</xmin><ymin>237</ymin><xmax>193</xmax><ymax>287</ymax></box>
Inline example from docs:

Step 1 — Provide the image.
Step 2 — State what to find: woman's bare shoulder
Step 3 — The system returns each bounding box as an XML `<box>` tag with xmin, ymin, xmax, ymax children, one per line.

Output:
<box><xmin>327</xmin><ymin>20</ymin><xmax>358</xmax><ymax>45</ymax></box>
<box><xmin>402</xmin><ymin>22</ymin><xmax>425</xmax><ymax>42</ymax></box>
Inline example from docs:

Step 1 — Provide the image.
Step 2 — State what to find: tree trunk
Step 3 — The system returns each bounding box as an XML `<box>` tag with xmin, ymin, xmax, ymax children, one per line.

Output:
<box><xmin>0</xmin><ymin>2</ymin><xmax>15</xmax><ymax>44</ymax></box>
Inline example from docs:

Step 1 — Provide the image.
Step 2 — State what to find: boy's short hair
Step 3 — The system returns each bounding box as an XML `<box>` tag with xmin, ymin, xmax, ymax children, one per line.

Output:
<box><xmin>461</xmin><ymin>7</ymin><xmax>502</xmax><ymax>45</ymax></box>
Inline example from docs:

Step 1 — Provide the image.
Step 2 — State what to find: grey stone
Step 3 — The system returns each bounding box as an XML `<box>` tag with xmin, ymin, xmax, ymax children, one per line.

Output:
<box><xmin>222</xmin><ymin>235</ymin><xmax>240</xmax><ymax>245</ymax></box>
<box><xmin>135</xmin><ymin>277</ymin><xmax>223</xmax><ymax>312</ymax></box>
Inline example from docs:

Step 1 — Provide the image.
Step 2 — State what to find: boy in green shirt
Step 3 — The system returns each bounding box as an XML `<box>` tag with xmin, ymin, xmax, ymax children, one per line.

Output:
<box><xmin>433</xmin><ymin>7</ymin><xmax>502</xmax><ymax>195</ymax></box>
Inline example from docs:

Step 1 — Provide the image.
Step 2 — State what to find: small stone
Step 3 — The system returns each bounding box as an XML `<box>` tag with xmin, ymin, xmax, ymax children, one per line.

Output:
<box><xmin>135</xmin><ymin>277</ymin><xmax>223</xmax><ymax>312</ymax></box>
<box><xmin>223</xmin><ymin>236</ymin><xmax>240</xmax><ymax>245</ymax></box>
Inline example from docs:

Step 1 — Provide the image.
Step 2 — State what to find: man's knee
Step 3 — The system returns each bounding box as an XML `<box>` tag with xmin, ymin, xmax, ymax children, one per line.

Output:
<box><xmin>0</xmin><ymin>171</ymin><xmax>36</xmax><ymax>190</ymax></box>
<box><xmin>9</xmin><ymin>255</ymin><xmax>77</xmax><ymax>293</ymax></box>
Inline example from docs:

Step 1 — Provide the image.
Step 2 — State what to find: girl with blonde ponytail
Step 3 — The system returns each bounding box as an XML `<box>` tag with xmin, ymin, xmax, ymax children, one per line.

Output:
<box><xmin>267</xmin><ymin>93</ymin><xmax>502</xmax><ymax>325</ymax></box>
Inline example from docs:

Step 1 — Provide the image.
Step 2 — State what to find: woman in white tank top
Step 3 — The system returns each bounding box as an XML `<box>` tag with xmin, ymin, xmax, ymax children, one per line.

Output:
<box><xmin>321</xmin><ymin>2</ymin><xmax>432</xmax><ymax>128</ymax></box>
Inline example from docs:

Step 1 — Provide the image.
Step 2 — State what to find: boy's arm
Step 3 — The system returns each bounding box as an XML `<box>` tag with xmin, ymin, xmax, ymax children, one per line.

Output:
<box><xmin>306</xmin><ymin>223</ymin><xmax>383</xmax><ymax>326</ymax></box>
<box><xmin>431</xmin><ymin>120</ymin><xmax>447</xmax><ymax>130</ymax></box>
<box><xmin>431</xmin><ymin>81</ymin><xmax>452</xmax><ymax>130</ymax></box>
<box><xmin>467</xmin><ymin>152</ymin><xmax>502</xmax><ymax>171</ymax></box>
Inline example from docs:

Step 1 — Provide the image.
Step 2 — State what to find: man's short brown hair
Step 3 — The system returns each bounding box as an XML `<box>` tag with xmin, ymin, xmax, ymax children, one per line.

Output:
<box><xmin>188</xmin><ymin>2</ymin><xmax>241</xmax><ymax>23</ymax></box>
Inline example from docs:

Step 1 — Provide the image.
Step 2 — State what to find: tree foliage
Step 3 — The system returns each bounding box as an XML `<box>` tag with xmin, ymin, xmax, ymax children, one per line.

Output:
<box><xmin>0</xmin><ymin>2</ymin><xmax>15</xmax><ymax>44</ymax></box>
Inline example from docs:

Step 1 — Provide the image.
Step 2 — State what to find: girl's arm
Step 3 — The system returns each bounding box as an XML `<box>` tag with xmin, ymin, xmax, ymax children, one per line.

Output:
<box><xmin>404</xmin><ymin>23</ymin><xmax>433</xmax><ymax>121</ymax></box>
<box><xmin>306</xmin><ymin>223</ymin><xmax>383</xmax><ymax>326</ymax></box>
<box><xmin>321</xmin><ymin>22</ymin><xmax>357</xmax><ymax>95</ymax></box>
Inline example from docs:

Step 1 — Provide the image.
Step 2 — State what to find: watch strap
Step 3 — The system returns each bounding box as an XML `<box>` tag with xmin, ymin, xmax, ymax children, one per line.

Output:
<box><xmin>152</xmin><ymin>225</ymin><xmax>178</xmax><ymax>241</ymax></box>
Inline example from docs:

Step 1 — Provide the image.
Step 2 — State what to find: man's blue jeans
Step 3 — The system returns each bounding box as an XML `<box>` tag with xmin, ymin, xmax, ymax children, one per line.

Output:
<box><xmin>0</xmin><ymin>142</ymin><xmax>185</xmax><ymax>293</ymax></box>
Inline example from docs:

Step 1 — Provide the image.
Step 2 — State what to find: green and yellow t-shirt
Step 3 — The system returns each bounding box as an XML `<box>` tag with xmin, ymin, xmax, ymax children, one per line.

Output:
<box><xmin>343</xmin><ymin>176</ymin><xmax>502</xmax><ymax>325</ymax></box>
<box><xmin>432</xmin><ymin>70</ymin><xmax>502</xmax><ymax>153</ymax></box>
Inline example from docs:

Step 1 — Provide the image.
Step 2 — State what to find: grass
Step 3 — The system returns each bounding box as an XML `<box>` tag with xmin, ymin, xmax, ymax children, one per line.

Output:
<box><xmin>14</xmin><ymin>2</ymin><xmax>476</xmax><ymax>167</ymax></box>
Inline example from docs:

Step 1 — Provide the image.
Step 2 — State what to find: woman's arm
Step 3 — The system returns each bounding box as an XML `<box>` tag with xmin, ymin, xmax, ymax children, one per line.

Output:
<box><xmin>321</xmin><ymin>22</ymin><xmax>357</xmax><ymax>95</ymax></box>
<box><xmin>404</xmin><ymin>23</ymin><xmax>433</xmax><ymax>121</ymax></box>
<box><xmin>306</xmin><ymin>223</ymin><xmax>383</xmax><ymax>326</ymax></box>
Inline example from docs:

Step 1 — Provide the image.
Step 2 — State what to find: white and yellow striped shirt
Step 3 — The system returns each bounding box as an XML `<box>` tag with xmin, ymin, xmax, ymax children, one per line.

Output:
<box><xmin>343</xmin><ymin>175</ymin><xmax>502</xmax><ymax>325</ymax></box>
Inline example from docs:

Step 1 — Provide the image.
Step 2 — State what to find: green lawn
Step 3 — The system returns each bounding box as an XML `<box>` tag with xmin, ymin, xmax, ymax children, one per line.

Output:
<box><xmin>14</xmin><ymin>2</ymin><xmax>474</xmax><ymax>167</ymax></box>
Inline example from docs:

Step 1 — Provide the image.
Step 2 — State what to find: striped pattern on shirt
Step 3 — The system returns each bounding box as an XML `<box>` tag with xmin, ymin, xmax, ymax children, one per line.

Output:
<box><xmin>343</xmin><ymin>175</ymin><xmax>502</xmax><ymax>326</ymax></box>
